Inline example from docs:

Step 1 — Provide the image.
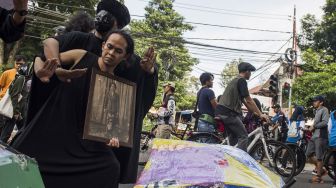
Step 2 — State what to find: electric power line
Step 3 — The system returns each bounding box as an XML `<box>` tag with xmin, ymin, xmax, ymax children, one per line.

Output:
<box><xmin>29</xmin><ymin>1</ymin><xmax>293</xmax><ymax>34</ymax></box>
<box><xmin>138</xmin><ymin>0</ymin><xmax>291</xmax><ymax>21</ymax></box>
<box><xmin>32</xmin><ymin>0</ymin><xmax>93</xmax><ymax>11</ymax></box>
<box><xmin>173</xmin><ymin>5</ymin><xmax>290</xmax><ymax>21</ymax></box>
<box><xmin>185</xmin><ymin>37</ymin><xmax>288</xmax><ymax>42</ymax></box>
<box><xmin>170</xmin><ymin>1</ymin><xmax>291</xmax><ymax>17</ymax></box>
<box><xmin>132</xmin><ymin>15</ymin><xmax>291</xmax><ymax>34</ymax></box>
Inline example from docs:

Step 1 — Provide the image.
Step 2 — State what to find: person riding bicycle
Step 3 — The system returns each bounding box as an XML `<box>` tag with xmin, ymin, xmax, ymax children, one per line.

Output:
<box><xmin>196</xmin><ymin>73</ymin><xmax>217</xmax><ymax>132</ymax></box>
<box><xmin>154</xmin><ymin>82</ymin><xmax>176</xmax><ymax>139</ymax></box>
<box><xmin>215</xmin><ymin>62</ymin><xmax>268</xmax><ymax>152</ymax></box>
<box><xmin>271</xmin><ymin>104</ymin><xmax>289</xmax><ymax>143</ymax></box>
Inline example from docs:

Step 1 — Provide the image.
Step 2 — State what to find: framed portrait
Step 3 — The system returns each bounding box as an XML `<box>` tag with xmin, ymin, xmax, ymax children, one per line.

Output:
<box><xmin>83</xmin><ymin>68</ymin><xmax>137</xmax><ymax>148</ymax></box>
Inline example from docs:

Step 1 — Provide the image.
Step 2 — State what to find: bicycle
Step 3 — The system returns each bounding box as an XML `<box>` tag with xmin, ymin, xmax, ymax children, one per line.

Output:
<box><xmin>323</xmin><ymin>147</ymin><xmax>336</xmax><ymax>181</ymax></box>
<box><xmin>187</xmin><ymin>116</ymin><xmax>297</xmax><ymax>185</ymax></box>
<box><xmin>267</xmin><ymin>125</ymin><xmax>307</xmax><ymax>176</ymax></box>
<box><xmin>286</xmin><ymin>127</ymin><xmax>313</xmax><ymax>176</ymax></box>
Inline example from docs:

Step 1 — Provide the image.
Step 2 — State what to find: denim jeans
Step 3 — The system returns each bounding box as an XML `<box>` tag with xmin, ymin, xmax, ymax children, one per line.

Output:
<box><xmin>217</xmin><ymin>115</ymin><xmax>248</xmax><ymax>152</ymax></box>
<box><xmin>197</xmin><ymin>120</ymin><xmax>216</xmax><ymax>133</ymax></box>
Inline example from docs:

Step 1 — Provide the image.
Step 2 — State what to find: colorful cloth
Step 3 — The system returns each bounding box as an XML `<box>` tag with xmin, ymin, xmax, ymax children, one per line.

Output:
<box><xmin>136</xmin><ymin>139</ymin><xmax>284</xmax><ymax>188</ymax></box>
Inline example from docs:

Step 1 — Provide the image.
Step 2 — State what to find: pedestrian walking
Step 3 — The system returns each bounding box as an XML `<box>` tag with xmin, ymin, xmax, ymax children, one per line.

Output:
<box><xmin>306</xmin><ymin>95</ymin><xmax>329</xmax><ymax>183</ymax></box>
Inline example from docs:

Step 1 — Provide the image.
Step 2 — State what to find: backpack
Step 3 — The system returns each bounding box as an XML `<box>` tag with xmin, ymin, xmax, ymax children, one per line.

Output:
<box><xmin>329</xmin><ymin>111</ymin><xmax>336</xmax><ymax>147</ymax></box>
<box><xmin>287</xmin><ymin>120</ymin><xmax>301</xmax><ymax>143</ymax></box>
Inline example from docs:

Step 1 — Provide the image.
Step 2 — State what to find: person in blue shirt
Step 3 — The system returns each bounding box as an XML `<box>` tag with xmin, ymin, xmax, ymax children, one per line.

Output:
<box><xmin>196</xmin><ymin>73</ymin><xmax>217</xmax><ymax>132</ymax></box>
<box><xmin>287</xmin><ymin>105</ymin><xmax>305</xmax><ymax>144</ymax></box>
<box><xmin>328</xmin><ymin>110</ymin><xmax>336</xmax><ymax>187</ymax></box>
<box><xmin>271</xmin><ymin>104</ymin><xmax>288</xmax><ymax>143</ymax></box>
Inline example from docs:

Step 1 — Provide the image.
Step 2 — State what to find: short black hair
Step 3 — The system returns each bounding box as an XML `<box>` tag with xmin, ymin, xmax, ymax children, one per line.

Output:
<box><xmin>15</xmin><ymin>55</ymin><xmax>26</xmax><ymax>62</ymax></box>
<box><xmin>103</xmin><ymin>30</ymin><xmax>134</xmax><ymax>56</ymax></box>
<box><xmin>65</xmin><ymin>11</ymin><xmax>95</xmax><ymax>33</ymax></box>
<box><xmin>200</xmin><ymin>72</ymin><xmax>214</xmax><ymax>85</ymax></box>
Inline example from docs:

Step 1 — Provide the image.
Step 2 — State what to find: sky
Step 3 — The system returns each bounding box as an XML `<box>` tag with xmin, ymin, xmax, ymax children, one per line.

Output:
<box><xmin>125</xmin><ymin>0</ymin><xmax>325</xmax><ymax>96</ymax></box>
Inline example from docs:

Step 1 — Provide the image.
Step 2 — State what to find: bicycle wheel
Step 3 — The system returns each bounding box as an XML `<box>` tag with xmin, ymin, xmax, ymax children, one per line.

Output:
<box><xmin>187</xmin><ymin>132</ymin><xmax>221</xmax><ymax>144</ymax></box>
<box><xmin>287</xmin><ymin>143</ymin><xmax>306</xmax><ymax>176</ymax></box>
<box><xmin>323</xmin><ymin>149</ymin><xmax>336</xmax><ymax>180</ymax></box>
<box><xmin>249</xmin><ymin>140</ymin><xmax>296</xmax><ymax>184</ymax></box>
<box><xmin>138</xmin><ymin>131</ymin><xmax>153</xmax><ymax>166</ymax></box>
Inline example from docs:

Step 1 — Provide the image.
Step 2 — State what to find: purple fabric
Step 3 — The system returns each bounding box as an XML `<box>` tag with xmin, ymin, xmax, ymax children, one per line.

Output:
<box><xmin>136</xmin><ymin>140</ymin><xmax>283</xmax><ymax>187</ymax></box>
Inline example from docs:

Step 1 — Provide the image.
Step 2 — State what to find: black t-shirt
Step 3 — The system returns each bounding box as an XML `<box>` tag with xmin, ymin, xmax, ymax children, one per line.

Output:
<box><xmin>237</xmin><ymin>78</ymin><xmax>249</xmax><ymax>98</ymax></box>
<box><xmin>55</xmin><ymin>31</ymin><xmax>103</xmax><ymax>56</ymax></box>
<box><xmin>0</xmin><ymin>8</ymin><xmax>25</xmax><ymax>43</ymax></box>
<box><xmin>198</xmin><ymin>88</ymin><xmax>216</xmax><ymax>117</ymax></box>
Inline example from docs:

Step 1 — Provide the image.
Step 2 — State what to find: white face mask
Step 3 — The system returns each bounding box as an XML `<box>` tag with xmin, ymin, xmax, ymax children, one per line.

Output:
<box><xmin>21</xmin><ymin>66</ymin><xmax>27</xmax><ymax>72</ymax></box>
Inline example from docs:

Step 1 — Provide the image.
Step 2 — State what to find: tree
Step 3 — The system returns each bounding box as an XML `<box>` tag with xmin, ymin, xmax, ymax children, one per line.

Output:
<box><xmin>0</xmin><ymin>0</ymin><xmax>98</xmax><ymax>73</ymax></box>
<box><xmin>130</xmin><ymin>0</ymin><xmax>198</xmax><ymax>110</ymax></box>
<box><xmin>219</xmin><ymin>59</ymin><xmax>240</xmax><ymax>89</ymax></box>
<box><xmin>293</xmin><ymin>0</ymin><xmax>336</xmax><ymax>117</ymax></box>
<box><xmin>292</xmin><ymin>49</ymin><xmax>336</xmax><ymax>117</ymax></box>
<box><xmin>298</xmin><ymin>0</ymin><xmax>336</xmax><ymax>63</ymax></box>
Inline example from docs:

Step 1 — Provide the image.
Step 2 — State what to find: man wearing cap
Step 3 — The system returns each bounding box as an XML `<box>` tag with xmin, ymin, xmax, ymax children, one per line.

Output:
<box><xmin>14</xmin><ymin>0</ymin><xmax>158</xmax><ymax>184</ymax></box>
<box><xmin>271</xmin><ymin>104</ymin><xmax>288</xmax><ymax>143</ymax></box>
<box><xmin>215</xmin><ymin>62</ymin><xmax>268</xmax><ymax>151</ymax></box>
<box><xmin>306</xmin><ymin>95</ymin><xmax>329</xmax><ymax>183</ymax></box>
<box><xmin>154</xmin><ymin>82</ymin><xmax>176</xmax><ymax>139</ymax></box>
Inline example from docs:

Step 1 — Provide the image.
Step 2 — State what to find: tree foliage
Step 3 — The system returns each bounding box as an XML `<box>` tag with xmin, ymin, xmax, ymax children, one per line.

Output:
<box><xmin>292</xmin><ymin>49</ymin><xmax>336</xmax><ymax>117</ymax></box>
<box><xmin>293</xmin><ymin>0</ymin><xmax>336</xmax><ymax>117</ymax></box>
<box><xmin>219</xmin><ymin>59</ymin><xmax>240</xmax><ymax>89</ymax></box>
<box><xmin>130</xmin><ymin>0</ymin><xmax>198</xmax><ymax>110</ymax></box>
<box><xmin>299</xmin><ymin>0</ymin><xmax>336</xmax><ymax>63</ymax></box>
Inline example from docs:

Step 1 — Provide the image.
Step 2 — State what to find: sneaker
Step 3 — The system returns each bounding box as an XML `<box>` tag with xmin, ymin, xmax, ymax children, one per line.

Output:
<box><xmin>312</xmin><ymin>169</ymin><xmax>317</xmax><ymax>175</ymax></box>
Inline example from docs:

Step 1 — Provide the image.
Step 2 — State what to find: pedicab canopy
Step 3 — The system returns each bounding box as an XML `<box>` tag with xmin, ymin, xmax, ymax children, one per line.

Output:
<box><xmin>136</xmin><ymin>139</ymin><xmax>284</xmax><ymax>188</ymax></box>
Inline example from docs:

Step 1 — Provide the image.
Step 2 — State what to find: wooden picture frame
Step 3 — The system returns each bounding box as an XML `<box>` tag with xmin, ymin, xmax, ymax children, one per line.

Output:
<box><xmin>83</xmin><ymin>68</ymin><xmax>136</xmax><ymax>148</ymax></box>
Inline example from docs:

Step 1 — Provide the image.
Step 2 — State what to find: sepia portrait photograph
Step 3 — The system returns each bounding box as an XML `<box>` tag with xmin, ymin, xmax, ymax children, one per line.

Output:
<box><xmin>83</xmin><ymin>69</ymin><xmax>136</xmax><ymax>148</ymax></box>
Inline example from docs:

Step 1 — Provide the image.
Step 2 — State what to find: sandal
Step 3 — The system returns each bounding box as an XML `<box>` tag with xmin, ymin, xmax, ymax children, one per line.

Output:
<box><xmin>311</xmin><ymin>175</ymin><xmax>324</xmax><ymax>184</ymax></box>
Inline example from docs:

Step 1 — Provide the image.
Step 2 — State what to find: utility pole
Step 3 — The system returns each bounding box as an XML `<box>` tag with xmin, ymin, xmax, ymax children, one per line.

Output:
<box><xmin>288</xmin><ymin>5</ymin><xmax>297</xmax><ymax>116</ymax></box>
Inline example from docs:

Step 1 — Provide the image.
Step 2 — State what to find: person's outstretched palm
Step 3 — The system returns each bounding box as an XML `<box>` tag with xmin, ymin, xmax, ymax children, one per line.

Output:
<box><xmin>35</xmin><ymin>59</ymin><xmax>59</xmax><ymax>83</ymax></box>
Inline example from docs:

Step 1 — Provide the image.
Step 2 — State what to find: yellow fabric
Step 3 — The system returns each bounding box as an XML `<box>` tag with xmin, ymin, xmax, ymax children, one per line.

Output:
<box><xmin>259</xmin><ymin>165</ymin><xmax>283</xmax><ymax>188</ymax></box>
<box><xmin>223</xmin><ymin>154</ymin><xmax>278</xmax><ymax>188</ymax></box>
<box><xmin>0</xmin><ymin>69</ymin><xmax>16</xmax><ymax>99</ymax></box>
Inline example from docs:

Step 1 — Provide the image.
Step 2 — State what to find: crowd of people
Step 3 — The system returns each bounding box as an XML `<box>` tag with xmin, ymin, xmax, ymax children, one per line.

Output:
<box><xmin>186</xmin><ymin>64</ymin><xmax>334</xmax><ymax>184</ymax></box>
<box><xmin>0</xmin><ymin>0</ymin><xmax>336</xmax><ymax>187</ymax></box>
<box><xmin>0</xmin><ymin>0</ymin><xmax>158</xmax><ymax>187</ymax></box>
